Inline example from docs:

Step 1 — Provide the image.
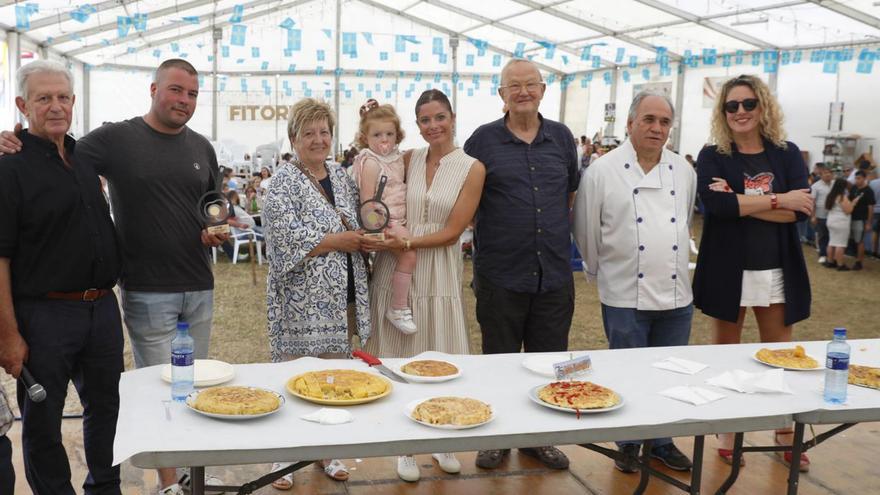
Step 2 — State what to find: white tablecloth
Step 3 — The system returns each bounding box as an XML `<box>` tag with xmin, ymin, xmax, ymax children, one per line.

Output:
<box><xmin>113</xmin><ymin>339</ymin><xmax>880</xmax><ymax>468</ymax></box>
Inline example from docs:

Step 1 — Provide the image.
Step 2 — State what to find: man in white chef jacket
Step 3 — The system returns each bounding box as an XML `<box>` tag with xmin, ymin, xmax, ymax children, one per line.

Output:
<box><xmin>573</xmin><ymin>91</ymin><xmax>696</xmax><ymax>474</ymax></box>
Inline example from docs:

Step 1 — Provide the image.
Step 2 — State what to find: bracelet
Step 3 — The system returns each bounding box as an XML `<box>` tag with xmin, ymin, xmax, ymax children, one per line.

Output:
<box><xmin>770</xmin><ymin>193</ymin><xmax>778</xmax><ymax>210</ymax></box>
<box><xmin>404</xmin><ymin>238</ymin><xmax>412</xmax><ymax>251</ymax></box>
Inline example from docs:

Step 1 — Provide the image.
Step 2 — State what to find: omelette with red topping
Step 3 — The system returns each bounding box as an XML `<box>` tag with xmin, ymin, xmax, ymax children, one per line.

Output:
<box><xmin>538</xmin><ymin>381</ymin><xmax>620</xmax><ymax>409</ymax></box>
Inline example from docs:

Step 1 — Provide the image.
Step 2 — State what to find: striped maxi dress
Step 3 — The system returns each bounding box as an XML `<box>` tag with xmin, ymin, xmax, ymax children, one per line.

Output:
<box><xmin>364</xmin><ymin>147</ymin><xmax>476</xmax><ymax>358</ymax></box>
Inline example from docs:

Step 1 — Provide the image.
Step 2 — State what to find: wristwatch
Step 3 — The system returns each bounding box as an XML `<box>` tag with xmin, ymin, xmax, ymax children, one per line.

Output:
<box><xmin>770</xmin><ymin>193</ymin><xmax>778</xmax><ymax>209</ymax></box>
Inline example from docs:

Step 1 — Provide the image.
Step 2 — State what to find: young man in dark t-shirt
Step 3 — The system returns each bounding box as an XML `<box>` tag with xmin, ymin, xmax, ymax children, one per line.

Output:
<box><xmin>849</xmin><ymin>170</ymin><xmax>876</xmax><ymax>270</ymax></box>
<box><xmin>0</xmin><ymin>59</ymin><xmax>227</xmax><ymax>494</ymax></box>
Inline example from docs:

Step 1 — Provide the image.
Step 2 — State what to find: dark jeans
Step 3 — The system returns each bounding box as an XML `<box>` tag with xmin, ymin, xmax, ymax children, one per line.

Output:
<box><xmin>474</xmin><ymin>273</ymin><xmax>574</xmax><ymax>354</ymax></box>
<box><xmin>796</xmin><ymin>220</ymin><xmax>815</xmax><ymax>243</ymax></box>
<box><xmin>815</xmin><ymin>218</ymin><xmax>829</xmax><ymax>258</ymax></box>
<box><xmin>15</xmin><ymin>294</ymin><xmax>124</xmax><ymax>495</ymax></box>
<box><xmin>0</xmin><ymin>435</ymin><xmax>13</xmax><ymax>494</ymax></box>
<box><xmin>601</xmin><ymin>303</ymin><xmax>694</xmax><ymax>448</ymax></box>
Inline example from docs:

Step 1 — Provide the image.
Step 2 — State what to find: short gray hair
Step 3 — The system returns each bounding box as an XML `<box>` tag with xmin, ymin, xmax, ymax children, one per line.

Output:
<box><xmin>628</xmin><ymin>90</ymin><xmax>674</xmax><ymax>124</ymax></box>
<box><xmin>17</xmin><ymin>60</ymin><xmax>74</xmax><ymax>101</ymax></box>
<box><xmin>500</xmin><ymin>58</ymin><xmax>543</xmax><ymax>85</ymax></box>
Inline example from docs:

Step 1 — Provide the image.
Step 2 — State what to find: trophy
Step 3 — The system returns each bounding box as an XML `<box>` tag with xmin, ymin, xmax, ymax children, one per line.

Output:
<box><xmin>197</xmin><ymin>190</ymin><xmax>232</xmax><ymax>235</ymax></box>
<box><xmin>358</xmin><ymin>175</ymin><xmax>390</xmax><ymax>240</ymax></box>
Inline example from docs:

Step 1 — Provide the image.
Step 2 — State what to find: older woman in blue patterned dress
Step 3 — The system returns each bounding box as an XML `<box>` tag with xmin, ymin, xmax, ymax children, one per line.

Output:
<box><xmin>262</xmin><ymin>98</ymin><xmax>370</xmax><ymax>489</ymax></box>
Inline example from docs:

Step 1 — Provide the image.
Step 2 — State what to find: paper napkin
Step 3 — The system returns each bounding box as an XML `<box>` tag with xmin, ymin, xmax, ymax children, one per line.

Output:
<box><xmin>706</xmin><ymin>369</ymin><xmax>793</xmax><ymax>394</ymax></box>
<box><xmin>300</xmin><ymin>408</ymin><xmax>353</xmax><ymax>425</ymax></box>
<box><xmin>652</xmin><ymin>357</ymin><xmax>709</xmax><ymax>375</ymax></box>
<box><xmin>659</xmin><ymin>386</ymin><xmax>726</xmax><ymax>405</ymax></box>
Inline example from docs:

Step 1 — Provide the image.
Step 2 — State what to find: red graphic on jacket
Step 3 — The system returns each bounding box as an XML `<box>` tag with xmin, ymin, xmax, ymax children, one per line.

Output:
<box><xmin>743</xmin><ymin>172</ymin><xmax>775</xmax><ymax>195</ymax></box>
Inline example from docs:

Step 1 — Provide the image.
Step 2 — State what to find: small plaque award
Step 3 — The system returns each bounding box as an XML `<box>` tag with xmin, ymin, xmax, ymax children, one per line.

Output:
<box><xmin>358</xmin><ymin>175</ymin><xmax>390</xmax><ymax>241</ymax></box>
<box><xmin>553</xmin><ymin>355</ymin><xmax>593</xmax><ymax>381</ymax></box>
<box><xmin>197</xmin><ymin>191</ymin><xmax>232</xmax><ymax>235</ymax></box>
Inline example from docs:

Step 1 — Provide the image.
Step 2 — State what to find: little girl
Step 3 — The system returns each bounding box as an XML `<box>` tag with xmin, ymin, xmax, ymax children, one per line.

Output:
<box><xmin>352</xmin><ymin>99</ymin><xmax>417</xmax><ymax>334</ymax></box>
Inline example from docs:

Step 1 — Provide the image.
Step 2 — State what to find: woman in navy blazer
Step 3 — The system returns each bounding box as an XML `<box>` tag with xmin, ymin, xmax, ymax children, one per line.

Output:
<box><xmin>694</xmin><ymin>75</ymin><xmax>814</xmax><ymax>470</ymax></box>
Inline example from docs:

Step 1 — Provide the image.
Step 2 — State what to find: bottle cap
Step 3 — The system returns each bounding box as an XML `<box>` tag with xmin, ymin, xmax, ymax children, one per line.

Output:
<box><xmin>177</xmin><ymin>322</ymin><xmax>190</xmax><ymax>331</ymax></box>
<box><xmin>833</xmin><ymin>327</ymin><xmax>846</xmax><ymax>337</ymax></box>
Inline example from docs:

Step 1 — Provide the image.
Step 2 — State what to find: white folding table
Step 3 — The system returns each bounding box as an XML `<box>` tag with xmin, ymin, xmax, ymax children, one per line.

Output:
<box><xmin>113</xmin><ymin>339</ymin><xmax>880</xmax><ymax>495</ymax></box>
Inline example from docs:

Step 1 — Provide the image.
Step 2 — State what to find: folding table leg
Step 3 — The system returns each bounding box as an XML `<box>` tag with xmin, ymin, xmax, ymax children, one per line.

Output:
<box><xmin>190</xmin><ymin>466</ymin><xmax>206</xmax><ymax>495</ymax></box>
<box><xmin>690</xmin><ymin>435</ymin><xmax>705</xmax><ymax>495</ymax></box>
<box><xmin>714</xmin><ymin>432</ymin><xmax>744</xmax><ymax>494</ymax></box>
<box><xmin>786</xmin><ymin>422</ymin><xmax>805</xmax><ymax>495</ymax></box>
<box><xmin>634</xmin><ymin>440</ymin><xmax>652</xmax><ymax>495</ymax></box>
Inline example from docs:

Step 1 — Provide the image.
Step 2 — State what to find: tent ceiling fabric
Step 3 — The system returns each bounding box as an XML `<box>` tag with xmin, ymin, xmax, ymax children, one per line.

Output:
<box><xmin>1</xmin><ymin>0</ymin><xmax>879</xmax><ymax>73</ymax></box>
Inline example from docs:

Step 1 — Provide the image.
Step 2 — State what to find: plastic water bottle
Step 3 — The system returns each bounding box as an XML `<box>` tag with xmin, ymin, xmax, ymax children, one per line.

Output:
<box><xmin>823</xmin><ymin>327</ymin><xmax>850</xmax><ymax>404</ymax></box>
<box><xmin>171</xmin><ymin>322</ymin><xmax>194</xmax><ymax>402</ymax></box>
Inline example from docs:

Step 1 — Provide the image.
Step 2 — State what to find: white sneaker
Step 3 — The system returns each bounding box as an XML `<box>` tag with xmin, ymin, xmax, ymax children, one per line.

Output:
<box><xmin>818</xmin><ymin>256</ymin><xmax>827</xmax><ymax>264</ymax></box>
<box><xmin>178</xmin><ymin>473</ymin><xmax>226</xmax><ymax>494</ymax></box>
<box><xmin>158</xmin><ymin>484</ymin><xmax>184</xmax><ymax>495</ymax></box>
<box><xmin>432</xmin><ymin>452</ymin><xmax>461</xmax><ymax>474</ymax></box>
<box><xmin>386</xmin><ymin>308</ymin><xmax>417</xmax><ymax>334</ymax></box>
<box><xmin>397</xmin><ymin>455</ymin><xmax>420</xmax><ymax>482</ymax></box>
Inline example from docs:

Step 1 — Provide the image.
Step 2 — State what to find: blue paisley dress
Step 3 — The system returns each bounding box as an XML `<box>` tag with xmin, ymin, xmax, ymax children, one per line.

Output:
<box><xmin>263</xmin><ymin>161</ymin><xmax>371</xmax><ymax>361</ymax></box>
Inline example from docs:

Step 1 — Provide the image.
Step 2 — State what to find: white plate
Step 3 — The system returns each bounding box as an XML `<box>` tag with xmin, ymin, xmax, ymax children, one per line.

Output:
<box><xmin>528</xmin><ymin>384</ymin><xmax>625</xmax><ymax>414</ymax></box>
<box><xmin>521</xmin><ymin>353</ymin><xmax>591</xmax><ymax>378</ymax></box>
<box><xmin>185</xmin><ymin>388</ymin><xmax>285</xmax><ymax>420</ymax></box>
<box><xmin>161</xmin><ymin>359</ymin><xmax>235</xmax><ymax>387</ymax></box>
<box><xmin>752</xmin><ymin>351</ymin><xmax>823</xmax><ymax>371</ymax></box>
<box><xmin>404</xmin><ymin>397</ymin><xmax>495</xmax><ymax>430</ymax></box>
<box><xmin>394</xmin><ymin>359</ymin><xmax>462</xmax><ymax>383</ymax></box>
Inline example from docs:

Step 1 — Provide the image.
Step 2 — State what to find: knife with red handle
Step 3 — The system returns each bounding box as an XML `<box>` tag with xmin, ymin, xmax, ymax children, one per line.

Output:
<box><xmin>351</xmin><ymin>349</ymin><xmax>407</xmax><ymax>383</ymax></box>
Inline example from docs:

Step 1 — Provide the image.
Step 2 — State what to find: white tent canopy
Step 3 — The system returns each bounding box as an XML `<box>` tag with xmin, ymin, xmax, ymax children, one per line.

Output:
<box><xmin>0</xmin><ymin>0</ymin><xmax>878</xmax><ymax>160</ymax></box>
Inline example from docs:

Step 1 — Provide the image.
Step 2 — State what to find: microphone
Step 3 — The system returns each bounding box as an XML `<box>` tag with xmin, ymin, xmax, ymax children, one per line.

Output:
<box><xmin>19</xmin><ymin>366</ymin><xmax>46</xmax><ymax>403</ymax></box>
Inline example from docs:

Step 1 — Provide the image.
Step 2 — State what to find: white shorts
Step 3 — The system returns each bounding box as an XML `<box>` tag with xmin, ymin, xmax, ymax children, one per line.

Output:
<box><xmin>740</xmin><ymin>268</ymin><xmax>786</xmax><ymax>307</ymax></box>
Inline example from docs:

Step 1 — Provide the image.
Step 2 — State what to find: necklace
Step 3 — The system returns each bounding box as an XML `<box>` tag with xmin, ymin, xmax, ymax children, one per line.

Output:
<box><xmin>301</xmin><ymin>162</ymin><xmax>326</xmax><ymax>183</ymax></box>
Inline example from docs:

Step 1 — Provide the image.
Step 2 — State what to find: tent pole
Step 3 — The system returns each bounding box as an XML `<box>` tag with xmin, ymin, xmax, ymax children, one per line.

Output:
<box><xmin>83</xmin><ymin>66</ymin><xmax>90</xmax><ymax>134</ymax></box>
<box><xmin>673</xmin><ymin>64</ymin><xmax>685</xmax><ymax>152</ymax></box>
<box><xmin>450</xmin><ymin>36</ymin><xmax>459</xmax><ymax>118</ymax></box>
<box><xmin>8</xmin><ymin>31</ymin><xmax>22</xmax><ymax>126</ymax></box>
<box><xmin>768</xmin><ymin>50</ymin><xmax>779</xmax><ymax>94</ymax></box>
<box><xmin>334</xmin><ymin>0</ymin><xmax>342</xmax><ymax>155</ymax></box>
<box><xmin>212</xmin><ymin>26</ymin><xmax>221</xmax><ymax>141</ymax></box>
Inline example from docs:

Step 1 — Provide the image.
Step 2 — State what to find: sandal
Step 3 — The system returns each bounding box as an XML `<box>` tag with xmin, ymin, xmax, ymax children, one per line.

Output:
<box><xmin>318</xmin><ymin>459</ymin><xmax>350</xmax><ymax>481</ymax></box>
<box><xmin>270</xmin><ymin>463</ymin><xmax>293</xmax><ymax>490</ymax></box>
<box><xmin>774</xmin><ymin>431</ymin><xmax>810</xmax><ymax>472</ymax></box>
<box><xmin>717</xmin><ymin>448</ymin><xmax>745</xmax><ymax>466</ymax></box>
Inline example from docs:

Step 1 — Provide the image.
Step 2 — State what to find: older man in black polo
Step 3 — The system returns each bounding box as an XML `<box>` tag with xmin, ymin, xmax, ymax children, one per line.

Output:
<box><xmin>0</xmin><ymin>61</ymin><xmax>122</xmax><ymax>494</ymax></box>
<box><xmin>464</xmin><ymin>59</ymin><xmax>579</xmax><ymax>471</ymax></box>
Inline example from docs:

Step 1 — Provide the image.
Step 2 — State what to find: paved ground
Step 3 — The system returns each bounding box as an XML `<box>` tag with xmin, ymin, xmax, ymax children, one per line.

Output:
<box><xmin>5</xmin><ymin>420</ymin><xmax>879</xmax><ymax>493</ymax></box>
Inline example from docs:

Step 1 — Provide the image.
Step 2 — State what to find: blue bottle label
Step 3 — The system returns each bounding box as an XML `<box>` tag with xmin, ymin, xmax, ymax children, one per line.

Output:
<box><xmin>172</xmin><ymin>352</ymin><xmax>193</xmax><ymax>367</ymax></box>
<box><xmin>826</xmin><ymin>355</ymin><xmax>849</xmax><ymax>370</ymax></box>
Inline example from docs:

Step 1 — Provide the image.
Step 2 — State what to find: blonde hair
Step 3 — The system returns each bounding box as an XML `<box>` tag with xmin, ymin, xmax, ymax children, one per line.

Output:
<box><xmin>709</xmin><ymin>75</ymin><xmax>786</xmax><ymax>155</ymax></box>
<box><xmin>356</xmin><ymin>103</ymin><xmax>405</xmax><ymax>149</ymax></box>
<box><xmin>287</xmin><ymin>98</ymin><xmax>335</xmax><ymax>141</ymax></box>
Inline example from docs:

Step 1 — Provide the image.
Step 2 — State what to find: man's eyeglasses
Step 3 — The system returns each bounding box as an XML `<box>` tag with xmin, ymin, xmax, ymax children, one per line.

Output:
<box><xmin>724</xmin><ymin>98</ymin><xmax>758</xmax><ymax>114</ymax></box>
<box><xmin>499</xmin><ymin>82</ymin><xmax>545</xmax><ymax>94</ymax></box>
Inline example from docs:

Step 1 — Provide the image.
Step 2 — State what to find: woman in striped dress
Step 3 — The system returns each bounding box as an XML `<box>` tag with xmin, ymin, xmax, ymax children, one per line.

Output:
<box><xmin>363</xmin><ymin>89</ymin><xmax>485</xmax><ymax>481</ymax></box>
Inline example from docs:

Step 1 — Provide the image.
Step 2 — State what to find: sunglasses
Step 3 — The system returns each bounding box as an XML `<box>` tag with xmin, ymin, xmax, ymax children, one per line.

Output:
<box><xmin>724</xmin><ymin>98</ymin><xmax>759</xmax><ymax>113</ymax></box>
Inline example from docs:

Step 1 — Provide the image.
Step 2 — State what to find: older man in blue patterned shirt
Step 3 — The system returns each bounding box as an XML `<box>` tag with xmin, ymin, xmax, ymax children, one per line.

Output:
<box><xmin>464</xmin><ymin>59</ymin><xmax>579</xmax><ymax>471</ymax></box>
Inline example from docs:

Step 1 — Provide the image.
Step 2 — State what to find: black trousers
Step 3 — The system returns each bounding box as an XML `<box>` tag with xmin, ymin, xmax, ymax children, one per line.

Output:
<box><xmin>15</xmin><ymin>293</ymin><xmax>124</xmax><ymax>495</ymax></box>
<box><xmin>0</xmin><ymin>434</ymin><xmax>13</xmax><ymax>494</ymax></box>
<box><xmin>474</xmin><ymin>273</ymin><xmax>574</xmax><ymax>354</ymax></box>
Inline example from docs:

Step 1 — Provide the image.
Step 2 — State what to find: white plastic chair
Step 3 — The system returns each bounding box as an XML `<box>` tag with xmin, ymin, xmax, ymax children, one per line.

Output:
<box><xmin>212</xmin><ymin>228</ymin><xmax>263</xmax><ymax>265</ymax></box>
